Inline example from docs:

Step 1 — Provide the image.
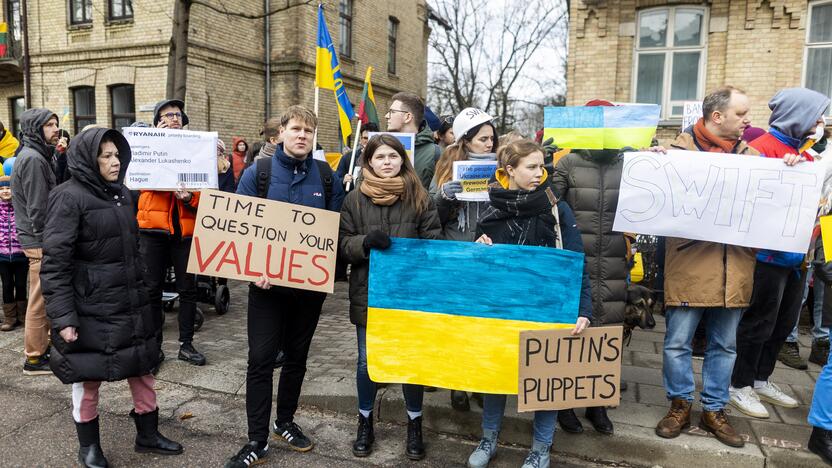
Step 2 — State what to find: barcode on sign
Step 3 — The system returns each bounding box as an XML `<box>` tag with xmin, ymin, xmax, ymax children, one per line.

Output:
<box><xmin>178</xmin><ymin>173</ymin><xmax>208</xmax><ymax>183</ymax></box>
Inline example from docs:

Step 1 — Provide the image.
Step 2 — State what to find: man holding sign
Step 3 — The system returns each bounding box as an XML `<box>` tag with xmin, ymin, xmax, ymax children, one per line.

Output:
<box><xmin>224</xmin><ymin>105</ymin><xmax>344</xmax><ymax>468</ymax></box>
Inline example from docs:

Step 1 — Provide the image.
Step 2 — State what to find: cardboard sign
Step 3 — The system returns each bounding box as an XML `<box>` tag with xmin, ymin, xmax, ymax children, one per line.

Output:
<box><xmin>124</xmin><ymin>127</ymin><xmax>218</xmax><ymax>190</ymax></box>
<box><xmin>682</xmin><ymin>101</ymin><xmax>703</xmax><ymax>131</ymax></box>
<box><xmin>612</xmin><ymin>151</ymin><xmax>825</xmax><ymax>253</ymax></box>
<box><xmin>518</xmin><ymin>326</ymin><xmax>623</xmax><ymax>412</ymax></box>
<box><xmin>453</xmin><ymin>160</ymin><xmax>498</xmax><ymax>201</ymax></box>
<box><xmin>368</xmin><ymin>132</ymin><xmax>415</xmax><ymax>166</ymax></box>
<box><xmin>186</xmin><ymin>190</ymin><xmax>340</xmax><ymax>293</ymax></box>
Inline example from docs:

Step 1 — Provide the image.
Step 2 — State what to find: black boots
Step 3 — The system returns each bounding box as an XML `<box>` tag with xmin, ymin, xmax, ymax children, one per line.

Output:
<box><xmin>406</xmin><ymin>416</ymin><xmax>425</xmax><ymax>460</ymax></box>
<box><xmin>75</xmin><ymin>417</ymin><xmax>109</xmax><ymax>468</ymax></box>
<box><xmin>557</xmin><ymin>408</ymin><xmax>583</xmax><ymax>433</ymax></box>
<box><xmin>809</xmin><ymin>426</ymin><xmax>832</xmax><ymax>465</ymax></box>
<box><xmin>585</xmin><ymin>406</ymin><xmax>614</xmax><ymax>435</ymax></box>
<box><xmin>130</xmin><ymin>408</ymin><xmax>184</xmax><ymax>455</ymax></box>
<box><xmin>351</xmin><ymin>413</ymin><xmax>375</xmax><ymax>457</ymax></box>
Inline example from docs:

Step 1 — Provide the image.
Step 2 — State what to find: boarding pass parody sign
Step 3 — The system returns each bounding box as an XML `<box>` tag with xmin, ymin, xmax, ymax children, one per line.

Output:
<box><xmin>124</xmin><ymin>127</ymin><xmax>218</xmax><ymax>190</ymax></box>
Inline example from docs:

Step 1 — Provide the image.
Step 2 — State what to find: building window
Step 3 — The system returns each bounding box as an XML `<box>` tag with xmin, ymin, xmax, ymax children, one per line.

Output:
<box><xmin>73</xmin><ymin>87</ymin><xmax>96</xmax><ymax>134</ymax></box>
<box><xmin>7</xmin><ymin>0</ymin><xmax>21</xmax><ymax>42</ymax></box>
<box><xmin>633</xmin><ymin>6</ymin><xmax>707</xmax><ymax>119</ymax></box>
<box><xmin>338</xmin><ymin>0</ymin><xmax>352</xmax><ymax>58</ymax></box>
<box><xmin>110</xmin><ymin>84</ymin><xmax>135</xmax><ymax>129</ymax></box>
<box><xmin>388</xmin><ymin>17</ymin><xmax>398</xmax><ymax>75</ymax></box>
<box><xmin>69</xmin><ymin>0</ymin><xmax>93</xmax><ymax>25</ymax></box>
<box><xmin>805</xmin><ymin>1</ymin><xmax>832</xmax><ymax>115</ymax></box>
<box><xmin>108</xmin><ymin>0</ymin><xmax>133</xmax><ymax>21</ymax></box>
<box><xmin>9</xmin><ymin>96</ymin><xmax>23</xmax><ymax>138</ymax></box>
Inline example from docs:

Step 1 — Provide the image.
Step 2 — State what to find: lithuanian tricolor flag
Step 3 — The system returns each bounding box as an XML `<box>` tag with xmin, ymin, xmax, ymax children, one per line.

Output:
<box><xmin>367</xmin><ymin>238</ymin><xmax>582</xmax><ymax>395</ymax></box>
<box><xmin>0</xmin><ymin>23</ymin><xmax>8</xmax><ymax>57</ymax></box>
<box><xmin>357</xmin><ymin>67</ymin><xmax>378</xmax><ymax>126</ymax></box>
<box><xmin>315</xmin><ymin>5</ymin><xmax>355</xmax><ymax>145</ymax></box>
<box><xmin>543</xmin><ymin>104</ymin><xmax>660</xmax><ymax>150</ymax></box>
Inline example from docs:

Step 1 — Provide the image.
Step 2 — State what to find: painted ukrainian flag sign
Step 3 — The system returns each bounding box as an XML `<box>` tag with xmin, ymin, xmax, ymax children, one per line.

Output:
<box><xmin>543</xmin><ymin>105</ymin><xmax>660</xmax><ymax>150</ymax></box>
<box><xmin>367</xmin><ymin>238</ymin><xmax>583</xmax><ymax>395</ymax></box>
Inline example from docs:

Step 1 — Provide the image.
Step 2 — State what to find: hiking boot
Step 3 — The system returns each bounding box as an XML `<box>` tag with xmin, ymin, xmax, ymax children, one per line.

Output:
<box><xmin>467</xmin><ymin>429</ymin><xmax>498</xmax><ymax>468</ymax></box>
<box><xmin>273</xmin><ymin>421</ymin><xmax>313</xmax><ymax>452</ymax></box>
<box><xmin>557</xmin><ymin>408</ymin><xmax>583</xmax><ymax>434</ymax></box>
<box><xmin>699</xmin><ymin>410</ymin><xmax>745</xmax><ymax>448</ymax></box>
<box><xmin>655</xmin><ymin>398</ymin><xmax>691</xmax><ymax>439</ymax></box>
<box><xmin>521</xmin><ymin>440</ymin><xmax>550</xmax><ymax>468</ymax></box>
<box><xmin>351</xmin><ymin>413</ymin><xmax>374</xmax><ymax>457</ymax></box>
<box><xmin>585</xmin><ymin>406</ymin><xmax>613</xmax><ymax>435</ymax></box>
<box><xmin>778</xmin><ymin>341</ymin><xmax>808</xmax><ymax>370</ymax></box>
<box><xmin>810</xmin><ymin>338</ymin><xmax>830</xmax><ymax>366</ymax></box>
<box><xmin>224</xmin><ymin>441</ymin><xmax>268</xmax><ymax>468</ymax></box>
<box><xmin>23</xmin><ymin>354</ymin><xmax>51</xmax><ymax>376</ymax></box>
<box><xmin>130</xmin><ymin>408</ymin><xmax>183</xmax><ymax>455</ymax></box>
<box><xmin>755</xmin><ymin>381</ymin><xmax>799</xmax><ymax>408</ymax></box>
<box><xmin>405</xmin><ymin>416</ymin><xmax>425</xmax><ymax>460</ymax></box>
<box><xmin>0</xmin><ymin>303</ymin><xmax>19</xmax><ymax>331</ymax></box>
<box><xmin>808</xmin><ymin>426</ymin><xmax>832</xmax><ymax>465</ymax></box>
<box><xmin>729</xmin><ymin>386</ymin><xmax>769</xmax><ymax>418</ymax></box>
<box><xmin>75</xmin><ymin>417</ymin><xmax>109</xmax><ymax>468</ymax></box>
<box><xmin>451</xmin><ymin>390</ymin><xmax>470</xmax><ymax>411</ymax></box>
<box><xmin>178</xmin><ymin>342</ymin><xmax>206</xmax><ymax>366</ymax></box>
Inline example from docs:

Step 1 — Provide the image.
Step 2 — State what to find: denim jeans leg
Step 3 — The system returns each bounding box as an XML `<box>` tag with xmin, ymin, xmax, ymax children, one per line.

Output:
<box><xmin>402</xmin><ymin>384</ymin><xmax>424</xmax><ymax>413</ymax></box>
<box><xmin>356</xmin><ymin>326</ymin><xmax>377</xmax><ymax>413</ymax></box>
<box><xmin>701</xmin><ymin>307</ymin><xmax>743</xmax><ymax>411</ymax></box>
<box><xmin>813</xmin><ymin>281</ymin><xmax>829</xmax><ymax>343</ymax></box>
<box><xmin>532</xmin><ymin>410</ymin><xmax>558</xmax><ymax>445</ymax></box>
<box><xmin>789</xmin><ymin>269</ymin><xmax>813</xmax><ymax>343</ymax></box>
<box><xmin>481</xmin><ymin>394</ymin><xmax>507</xmax><ymax>434</ymax></box>
<box><xmin>808</xmin><ymin>328</ymin><xmax>832</xmax><ymax>430</ymax></box>
<box><xmin>663</xmin><ymin>307</ymin><xmax>704</xmax><ymax>402</ymax></box>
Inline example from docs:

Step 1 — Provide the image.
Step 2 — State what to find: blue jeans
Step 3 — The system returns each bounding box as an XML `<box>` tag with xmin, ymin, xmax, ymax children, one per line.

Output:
<box><xmin>663</xmin><ymin>307</ymin><xmax>743</xmax><ymax>411</ymax></box>
<box><xmin>809</xmin><ymin>328</ymin><xmax>832</xmax><ymax>430</ymax></box>
<box><xmin>481</xmin><ymin>394</ymin><xmax>557</xmax><ymax>445</ymax></box>
<box><xmin>789</xmin><ymin>268</ymin><xmax>829</xmax><ymax>343</ymax></box>
<box><xmin>356</xmin><ymin>326</ymin><xmax>423</xmax><ymax>413</ymax></box>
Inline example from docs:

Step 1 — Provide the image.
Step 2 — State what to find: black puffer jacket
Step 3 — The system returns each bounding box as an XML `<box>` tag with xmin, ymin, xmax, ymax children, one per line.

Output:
<box><xmin>42</xmin><ymin>128</ymin><xmax>158</xmax><ymax>384</ymax></box>
<box><xmin>552</xmin><ymin>150</ymin><xmax>627</xmax><ymax>325</ymax></box>
<box><xmin>339</xmin><ymin>188</ymin><xmax>442</xmax><ymax>326</ymax></box>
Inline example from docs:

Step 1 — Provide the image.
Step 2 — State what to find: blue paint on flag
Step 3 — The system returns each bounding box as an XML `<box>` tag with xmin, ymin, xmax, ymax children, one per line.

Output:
<box><xmin>604</xmin><ymin>105</ymin><xmax>661</xmax><ymax>128</ymax></box>
<box><xmin>544</xmin><ymin>107</ymin><xmax>604</xmax><ymax>129</ymax></box>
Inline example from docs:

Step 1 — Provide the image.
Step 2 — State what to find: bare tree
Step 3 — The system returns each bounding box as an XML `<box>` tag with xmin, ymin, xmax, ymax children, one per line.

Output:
<box><xmin>427</xmin><ymin>0</ymin><xmax>568</xmax><ymax>133</ymax></box>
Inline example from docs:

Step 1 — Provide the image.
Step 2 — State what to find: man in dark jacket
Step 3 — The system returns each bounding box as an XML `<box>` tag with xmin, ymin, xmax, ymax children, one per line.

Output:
<box><xmin>225</xmin><ymin>105</ymin><xmax>344</xmax><ymax>468</ymax></box>
<box><xmin>385</xmin><ymin>92</ymin><xmax>438</xmax><ymax>189</ymax></box>
<box><xmin>10</xmin><ymin>107</ymin><xmax>59</xmax><ymax>375</ymax></box>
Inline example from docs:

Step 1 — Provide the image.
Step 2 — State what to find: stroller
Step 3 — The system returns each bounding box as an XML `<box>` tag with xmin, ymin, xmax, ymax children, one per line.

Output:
<box><xmin>161</xmin><ymin>267</ymin><xmax>231</xmax><ymax>331</ymax></box>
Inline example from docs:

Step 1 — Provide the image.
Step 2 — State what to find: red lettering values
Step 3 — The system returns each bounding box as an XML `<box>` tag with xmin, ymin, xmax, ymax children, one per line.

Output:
<box><xmin>266</xmin><ymin>244</ymin><xmax>287</xmax><ymax>279</ymax></box>
<box><xmin>287</xmin><ymin>250</ymin><xmax>308</xmax><ymax>284</ymax></box>
<box><xmin>216</xmin><ymin>241</ymin><xmax>242</xmax><ymax>275</ymax></box>
<box><xmin>244</xmin><ymin>242</ymin><xmax>262</xmax><ymax>277</ymax></box>
<box><xmin>308</xmin><ymin>254</ymin><xmax>331</xmax><ymax>286</ymax></box>
<box><xmin>194</xmin><ymin>237</ymin><xmax>226</xmax><ymax>271</ymax></box>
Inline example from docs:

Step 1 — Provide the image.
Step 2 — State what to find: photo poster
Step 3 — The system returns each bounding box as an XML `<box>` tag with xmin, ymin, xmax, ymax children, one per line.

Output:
<box><xmin>682</xmin><ymin>101</ymin><xmax>703</xmax><ymax>131</ymax></box>
<box><xmin>186</xmin><ymin>190</ymin><xmax>340</xmax><ymax>294</ymax></box>
<box><xmin>367</xmin><ymin>132</ymin><xmax>415</xmax><ymax>166</ymax></box>
<box><xmin>124</xmin><ymin>127</ymin><xmax>218</xmax><ymax>190</ymax></box>
<box><xmin>452</xmin><ymin>160</ymin><xmax>498</xmax><ymax>202</ymax></box>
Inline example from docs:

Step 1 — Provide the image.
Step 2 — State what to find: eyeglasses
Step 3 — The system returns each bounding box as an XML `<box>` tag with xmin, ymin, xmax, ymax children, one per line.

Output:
<box><xmin>161</xmin><ymin>112</ymin><xmax>182</xmax><ymax>120</ymax></box>
<box><xmin>441</xmin><ymin>115</ymin><xmax>454</xmax><ymax>125</ymax></box>
<box><xmin>387</xmin><ymin>108</ymin><xmax>410</xmax><ymax>116</ymax></box>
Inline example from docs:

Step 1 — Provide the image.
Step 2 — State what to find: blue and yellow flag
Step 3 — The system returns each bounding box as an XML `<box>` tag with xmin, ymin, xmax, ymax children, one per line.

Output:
<box><xmin>367</xmin><ymin>238</ymin><xmax>583</xmax><ymax>395</ymax></box>
<box><xmin>316</xmin><ymin>5</ymin><xmax>355</xmax><ymax>145</ymax></box>
<box><xmin>543</xmin><ymin>105</ymin><xmax>660</xmax><ymax>150</ymax></box>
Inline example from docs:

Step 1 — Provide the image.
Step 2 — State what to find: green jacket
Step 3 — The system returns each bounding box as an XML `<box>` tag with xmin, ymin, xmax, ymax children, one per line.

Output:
<box><xmin>414</xmin><ymin>126</ymin><xmax>438</xmax><ymax>190</ymax></box>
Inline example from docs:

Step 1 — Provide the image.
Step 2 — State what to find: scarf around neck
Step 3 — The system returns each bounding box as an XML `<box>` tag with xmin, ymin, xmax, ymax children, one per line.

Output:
<box><xmin>359</xmin><ymin>167</ymin><xmax>405</xmax><ymax>206</ymax></box>
<box><xmin>693</xmin><ymin>118</ymin><xmax>739</xmax><ymax>153</ymax></box>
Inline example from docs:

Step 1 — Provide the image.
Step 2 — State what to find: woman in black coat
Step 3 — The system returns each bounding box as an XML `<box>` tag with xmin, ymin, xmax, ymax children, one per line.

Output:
<box><xmin>41</xmin><ymin>128</ymin><xmax>183</xmax><ymax>468</ymax></box>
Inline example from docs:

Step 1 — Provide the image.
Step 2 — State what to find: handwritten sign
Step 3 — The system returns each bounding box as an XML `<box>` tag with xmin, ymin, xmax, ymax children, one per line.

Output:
<box><xmin>186</xmin><ymin>190</ymin><xmax>340</xmax><ymax>293</ymax></box>
<box><xmin>124</xmin><ymin>127</ymin><xmax>218</xmax><ymax>190</ymax></box>
<box><xmin>368</xmin><ymin>132</ymin><xmax>415</xmax><ymax>166</ymax></box>
<box><xmin>518</xmin><ymin>326</ymin><xmax>622</xmax><ymax>411</ymax></box>
<box><xmin>682</xmin><ymin>101</ymin><xmax>703</xmax><ymax>131</ymax></box>
<box><xmin>453</xmin><ymin>160</ymin><xmax>498</xmax><ymax>201</ymax></box>
<box><xmin>612</xmin><ymin>151</ymin><xmax>825</xmax><ymax>253</ymax></box>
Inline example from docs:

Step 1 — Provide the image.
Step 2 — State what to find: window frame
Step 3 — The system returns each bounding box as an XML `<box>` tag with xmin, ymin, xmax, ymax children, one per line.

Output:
<box><xmin>388</xmin><ymin>16</ymin><xmax>399</xmax><ymax>75</ymax></box>
<box><xmin>338</xmin><ymin>0</ymin><xmax>352</xmax><ymax>58</ymax></box>
<box><xmin>72</xmin><ymin>86</ymin><xmax>96</xmax><ymax>135</ymax></box>
<box><xmin>631</xmin><ymin>5</ymin><xmax>709</xmax><ymax>120</ymax></box>
<box><xmin>68</xmin><ymin>0</ymin><xmax>93</xmax><ymax>26</ymax></box>
<box><xmin>9</xmin><ymin>96</ymin><xmax>23</xmax><ymax>138</ymax></box>
<box><xmin>109</xmin><ymin>84</ymin><xmax>135</xmax><ymax>129</ymax></box>
<box><xmin>6</xmin><ymin>0</ymin><xmax>21</xmax><ymax>42</ymax></box>
<box><xmin>803</xmin><ymin>0</ymin><xmax>832</xmax><ymax>116</ymax></box>
<box><xmin>108</xmin><ymin>0</ymin><xmax>133</xmax><ymax>22</ymax></box>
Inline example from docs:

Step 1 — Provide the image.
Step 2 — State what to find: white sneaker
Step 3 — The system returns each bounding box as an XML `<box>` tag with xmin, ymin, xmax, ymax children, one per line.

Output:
<box><xmin>729</xmin><ymin>386</ymin><xmax>770</xmax><ymax>418</ymax></box>
<box><xmin>755</xmin><ymin>381</ymin><xmax>799</xmax><ymax>408</ymax></box>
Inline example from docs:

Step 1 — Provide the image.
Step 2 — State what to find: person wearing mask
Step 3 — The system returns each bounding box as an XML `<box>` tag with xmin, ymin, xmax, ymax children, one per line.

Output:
<box><xmin>136</xmin><ymin>99</ymin><xmax>205</xmax><ymax>368</ymax></box>
<box><xmin>339</xmin><ymin>134</ymin><xmax>441</xmax><ymax>460</ymax></box>
<box><xmin>0</xmin><ymin>157</ymin><xmax>26</xmax><ymax>332</ymax></box>
<box><xmin>41</xmin><ymin>128</ymin><xmax>183</xmax><ymax>468</ymax></box>
<box><xmin>10</xmin><ymin>108</ymin><xmax>59</xmax><ymax>375</ymax></box>
<box><xmin>231</xmin><ymin>137</ymin><xmax>249</xmax><ymax>184</ymax></box>
<box><xmin>467</xmin><ymin>139</ymin><xmax>592</xmax><ymax>468</ymax></box>
<box><xmin>385</xmin><ymin>92</ymin><xmax>438</xmax><ymax>189</ymax></box>
<box><xmin>728</xmin><ymin>88</ymin><xmax>831</xmax><ymax>419</ymax></box>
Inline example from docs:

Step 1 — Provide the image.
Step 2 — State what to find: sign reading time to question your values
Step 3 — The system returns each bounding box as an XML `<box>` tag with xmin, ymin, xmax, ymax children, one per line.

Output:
<box><xmin>124</xmin><ymin>127</ymin><xmax>218</xmax><ymax>190</ymax></box>
<box><xmin>186</xmin><ymin>190</ymin><xmax>340</xmax><ymax>294</ymax></box>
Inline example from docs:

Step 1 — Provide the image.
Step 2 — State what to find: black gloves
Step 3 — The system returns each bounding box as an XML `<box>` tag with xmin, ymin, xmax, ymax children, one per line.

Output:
<box><xmin>363</xmin><ymin>230</ymin><xmax>391</xmax><ymax>252</ymax></box>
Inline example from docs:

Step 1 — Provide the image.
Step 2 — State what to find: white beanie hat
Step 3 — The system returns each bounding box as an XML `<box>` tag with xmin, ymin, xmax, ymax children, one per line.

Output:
<box><xmin>453</xmin><ymin>107</ymin><xmax>493</xmax><ymax>143</ymax></box>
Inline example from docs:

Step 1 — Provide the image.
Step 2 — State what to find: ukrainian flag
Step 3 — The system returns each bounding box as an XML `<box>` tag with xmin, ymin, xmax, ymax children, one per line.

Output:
<box><xmin>543</xmin><ymin>104</ymin><xmax>660</xmax><ymax>150</ymax></box>
<box><xmin>316</xmin><ymin>5</ymin><xmax>355</xmax><ymax>145</ymax></box>
<box><xmin>367</xmin><ymin>238</ymin><xmax>583</xmax><ymax>395</ymax></box>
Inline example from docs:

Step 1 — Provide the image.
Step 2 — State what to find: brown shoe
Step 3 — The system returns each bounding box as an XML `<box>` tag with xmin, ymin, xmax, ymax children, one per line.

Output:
<box><xmin>699</xmin><ymin>409</ymin><xmax>745</xmax><ymax>447</ymax></box>
<box><xmin>0</xmin><ymin>303</ymin><xmax>18</xmax><ymax>331</ymax></box>
<box><xmin>656</xmin><ymin>398</ymin><xmax>691</xmax><ymax>438</ymax></box>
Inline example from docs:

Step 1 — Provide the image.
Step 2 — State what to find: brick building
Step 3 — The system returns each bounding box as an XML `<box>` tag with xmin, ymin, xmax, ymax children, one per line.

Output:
<box><xmin>567</xmin><ymin>0</ymin><xmax>832</xmax><ymax>143</ymax></box>
<box><xmin>0</xmin><ymin>0</ymin><xmax>431</xmax><ymax>151</ymax></box>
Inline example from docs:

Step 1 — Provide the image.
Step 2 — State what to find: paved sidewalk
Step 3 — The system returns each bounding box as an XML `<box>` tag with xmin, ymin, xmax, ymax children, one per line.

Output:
<box><xmin>0</xmin><ymin>279</ymin><xmax>828</xmax><ymax>467</ymax></box>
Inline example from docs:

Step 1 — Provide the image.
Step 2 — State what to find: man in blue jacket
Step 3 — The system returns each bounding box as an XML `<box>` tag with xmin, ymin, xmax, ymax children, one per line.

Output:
<box><xmin>226</xmin><ymin>105</ymin><xmax>344</xmax><ymax>468</ymax></box>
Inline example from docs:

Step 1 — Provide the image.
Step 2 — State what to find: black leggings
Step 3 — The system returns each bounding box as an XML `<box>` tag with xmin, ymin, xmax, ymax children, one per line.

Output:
<box><xmin>0</xmin><ymin>261</ymin><xmax>28</xmax><ymax>303</ymax></box>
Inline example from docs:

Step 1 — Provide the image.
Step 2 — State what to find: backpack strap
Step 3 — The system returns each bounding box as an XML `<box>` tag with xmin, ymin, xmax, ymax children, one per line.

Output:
<box><xmin>551</xmin><ymin>203</ymin><xmax>563</xmax><ymax>250</ymax></box>
<box><xmin>255</xmin><ymin>157</ymin><xmax>271</xmax><ymax>199</ymax></box>
<box><xmin>314</xmin><ymin>159</ymin><xmax>334</xmax><ymax>208</ymax></box>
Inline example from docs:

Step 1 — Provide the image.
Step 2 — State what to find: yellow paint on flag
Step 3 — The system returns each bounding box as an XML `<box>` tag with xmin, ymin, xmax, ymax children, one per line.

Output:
<box><xmin>821</xmin><ymin>215</ymin><xmax>832</xmax><ymax>263</ymax></box>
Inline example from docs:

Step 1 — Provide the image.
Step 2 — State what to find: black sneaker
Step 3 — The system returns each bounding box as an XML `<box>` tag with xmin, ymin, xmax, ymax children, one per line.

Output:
<box><xmin>178</xmin><ymin>342</ymin><xmax>206</xmax><ymax>366</ymax></box>
<box><xmin>272</xmin><ymin>421</ymin><xmax>313</xmax><ymax>452</ymax></box>
<box><xmin>23</xmin><ymin>354</ymin><xmax>51</xmax><ymax>376</ymax></box>
<box><xmin>224</xmin><ymin>441</ymin><xmax>268</xmax><ymax>468</ymax></box>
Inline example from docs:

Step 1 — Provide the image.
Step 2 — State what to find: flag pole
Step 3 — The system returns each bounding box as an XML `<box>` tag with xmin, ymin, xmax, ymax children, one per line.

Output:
<box><xmin>312</xmin><ymin>86</ymin><xmax>320</xmax><ymax>151</ymax></box>
<box><xmin>345</xmin><ymin>119</ymin><xmax>362</xmax><ymax>191</ymax></box>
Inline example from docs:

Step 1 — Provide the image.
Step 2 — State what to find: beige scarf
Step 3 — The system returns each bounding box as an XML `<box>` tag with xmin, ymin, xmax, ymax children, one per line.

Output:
<box><xmin>359</xmin><ymin>167</ymin><xmax>405</xmax><ymax>206</ymax></box>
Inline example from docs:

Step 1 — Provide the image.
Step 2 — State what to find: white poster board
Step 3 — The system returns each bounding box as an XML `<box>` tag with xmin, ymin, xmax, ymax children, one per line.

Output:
<box><xmin>682</xmin><ymin>101</ymin><xmax>703</xmax><ymax>131</ymax></box>
<box><xmin>453</xmin><ymin>160</ymin><xmax>498</xmax><ymax>201</ymax></box>
<box><xmin>124</xmin><ymin>127</ymin><xmax>218</xmax><ymax>190</ymax></box>
<box><xmin>612</xmin><ymin>151</ymin><xmax>825</xmax><ymax>253</ymax></box>
<box><xmin>367</xmin><ymin>132</ymin><xmax>415</xmax><ymax>166</ymax></box>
